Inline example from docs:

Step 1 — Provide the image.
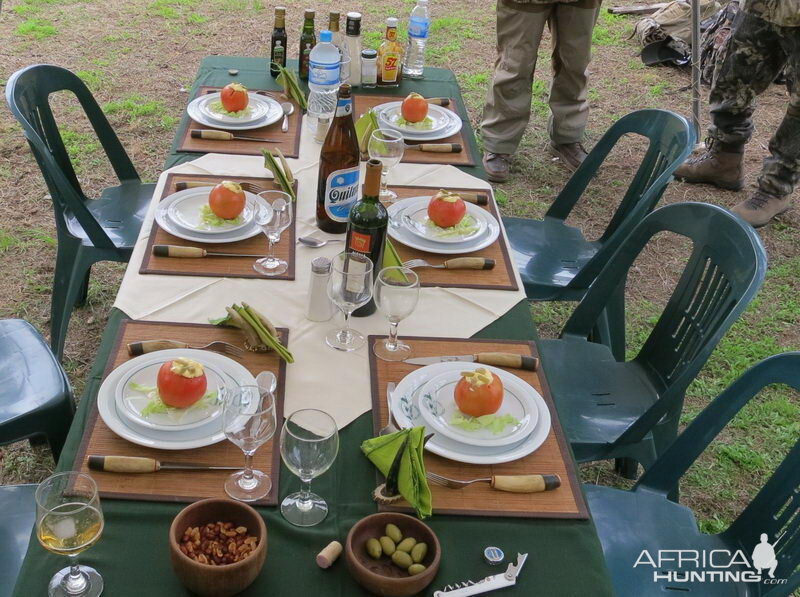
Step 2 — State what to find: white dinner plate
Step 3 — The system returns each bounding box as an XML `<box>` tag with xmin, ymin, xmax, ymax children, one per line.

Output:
<box><xmin>377</xmin><ymin>103</ymin><xmax>452</xmax><ymax>135</ymax></box>
<box><xmin>155</xmin><ymin>188</ymin><xmax>268</xmax><ymax>244</ymax></box>
<box><xmin>116</xmin><ymin>357</ymin><xmax>228</xmax><ymax>432</ymax></box>
<box><xmin>187</xmin><ymin>92</ymin><xmax>283</xmax><ymax>131</ymax></box>
<box><xmin>417</xmin><ymin>368</ymin><xmax>538</xmax><ymax>448</ymax></box>
<box><xmin>374</xmin><ymin>102</ymin><xmax>463</xmax><ymax>141</ymax></box>
<box><xmin>399</xmin><ymin>198</ymin><xmax>489</xmax><ymax>245</ymax></box>
<box><xmin>166</xmin><ymin>189</ymin><xmax>257</xmax><ymax>235</ymax></box>
<box><xmin>391</xmin><ymin>362</ymin><xmax>552</xmax><ymax>464</ymax></box>
<box><xmin>387</xmin><ymin>196</ymin><xmax>500</xmax><ymax>255</ymax></box>
<box><xmin>197</xmin><ymin>92</ymin><xmax>274</xmax><ymax>125</ymax></box>
<box><xmin>97</xmin><ymin>349</ymin><xmax>258</xmax><ymax>450</ymax></box>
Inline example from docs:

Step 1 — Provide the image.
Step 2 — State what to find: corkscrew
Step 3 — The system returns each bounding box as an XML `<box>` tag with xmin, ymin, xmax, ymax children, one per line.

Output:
<box><xmin>433</xmin><ymin>553</ymin><xmax>528</xmax><ymax>596</ymax></box>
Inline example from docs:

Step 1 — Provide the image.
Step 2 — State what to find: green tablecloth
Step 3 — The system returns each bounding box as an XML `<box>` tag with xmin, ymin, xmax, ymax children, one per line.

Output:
<box><xmin>12</xmin><ymin>57</ymin><xmax>614</xmax><ymax>596</ymax></box>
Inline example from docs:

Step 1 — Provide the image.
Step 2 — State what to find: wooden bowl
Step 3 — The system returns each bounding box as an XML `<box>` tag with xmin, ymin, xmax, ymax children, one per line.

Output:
<box><xmin>345</xmin><ymin>512</ymin><xmax>441</xmax><ymax>597</ymax></box>
<box><xmin>169</xmin><ymin>498</ymin><xmax>267</xmax><ymax>597</ymax></box>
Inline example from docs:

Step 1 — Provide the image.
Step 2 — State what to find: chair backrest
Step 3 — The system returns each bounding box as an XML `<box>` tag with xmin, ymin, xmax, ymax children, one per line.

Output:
<box><xmin>634</xmin><ymin>353</ymin><xmax>800</xmax><ymax>591</ymax></box>
<box><xmin>5</xmin><ymin>64</ymin><xmax>140</xmax><ymax>250</ymax></box>
<box><xmin>547</xmin><ymin>109</ymin><xmax>695</xmax><ymax>289</ymax></box>
<box><xmin>561</xmin><ymin>202</ymin><xmax>767</xmax><ymax>444</ymax></box>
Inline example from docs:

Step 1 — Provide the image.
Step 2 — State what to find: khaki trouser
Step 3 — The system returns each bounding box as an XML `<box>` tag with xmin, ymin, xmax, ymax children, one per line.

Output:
<box><xmin>481</xmin><ymin>0</ymin><xmax>600</xmax><ymax>154</ymax></box>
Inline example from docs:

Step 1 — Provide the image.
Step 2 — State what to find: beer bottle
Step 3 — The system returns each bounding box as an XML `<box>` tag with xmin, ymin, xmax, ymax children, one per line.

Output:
<box><xmin>299</xmin><ymin>9</ymin><xmax>316</xmax><ymax>81</ymax></box>
<box><xmin>378</xmin><ymin>17</ymin><xmax>403</xmax><ymax>88</ymax></box>
<box><xmin>347</xmin><ymin>159</ymin><xmax>388</xmax><ymax>317</ymax></box>
<box><xmin>270</xmin><ymin>6</ymin><xmax>288</xmax><ymax>77</ymax></box>
<box><xmin>316</xmin><ymin>84</ymin><xmax>360</xmax><ymax>234</ymax></box>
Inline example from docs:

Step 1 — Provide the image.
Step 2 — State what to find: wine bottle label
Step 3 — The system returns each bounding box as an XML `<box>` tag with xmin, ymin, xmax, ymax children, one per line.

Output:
<box><xmin>349</xmin><ymin>230</ymin><xmax>372</xmax><ymax>253</ymax></box>
<box><xmin>309</xmin><ymin>61</ymin><xmax>340</xmax><ymax>85</ymax></box>
<box><xmin>344</xmin><ymin>258</ymin><xmax>369</xmax><ymax>293</ymax></box>
<box><xmin>324</xmin><ymin>166</ymin><xmax>360</xmax><ymax>222</ymax></box>
<box><xmin>408</xmin><ymin>16</ymin><xmax>429</xmax><ymax>39</ymax></box>
<box><xmin>382</xmin><ymin>53</ymin><xmax>400</xmax><ymax>82</ymax></box>
<box><xmin>335</xmin><ymin>97</ymin><xmax>352</xmax><ymax>117</ymax></box>
<box><xmin>273</xmin><ymin>43</ymin><xmax>285</xmax><ymax>65</ymax></box>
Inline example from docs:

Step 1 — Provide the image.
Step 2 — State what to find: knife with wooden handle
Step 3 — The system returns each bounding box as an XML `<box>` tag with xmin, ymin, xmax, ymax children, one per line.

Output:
<box><xmin>425</xmin><ymin>97</ymin><xmax>451</xmax><ymax>106</ymax></box>
<box><xmin>491</xmin><ymin>474</ymin><xmax>561</xmax><ymax>493</ymax></box>
<box><xmin>441</xmin><ymin>257</ymin><xmax>495</xmax><ymax>270</ymax></box>
<box><xmin>404</xmin><ymin>352</ymin><xmax>539</xmax><ymax>371</ymax></box>
<box><xmin>88</xmin><ymin>455</ymin><xmax>239</xmax><ymax>473</ymax></box>
<box><xmin>191</xmin><ymin>129</ymin><xmax>281</xmax><ymax>142</ymax></box>
<box><xmin>126</xmin><ymin>340</ymin><xmax>197</xmax><ymax>356</ymax></box>
<box><xmin>405</xmin><ymin>143</ymin><xmax>462</xmax><ymax>153</ymax></box>
<box><xmin>152</xmin><ymin>245</ymin><xmax>267</xmax><ymax>259</ymax></box>
<box><xmin>456</xmin><ymin>191</ymin><xmax>489</xmax><ymax>206</ymax></box>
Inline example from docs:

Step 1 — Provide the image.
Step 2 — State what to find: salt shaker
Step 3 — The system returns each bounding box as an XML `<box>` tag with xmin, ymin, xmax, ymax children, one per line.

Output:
<box><xmin>360</xmin><ymin>49</ymin><xmax>378</xmax><ymax>88</ymax></box>
<box><xmin>307</xmin><ymin>257</ymin><xmax>334</xmax><ymax>322</ymax></box>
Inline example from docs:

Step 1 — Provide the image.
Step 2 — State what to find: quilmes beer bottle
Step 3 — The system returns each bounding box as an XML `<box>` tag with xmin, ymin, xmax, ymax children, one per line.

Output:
<box><xmin>316</xmin><ymin>84</ymin><xmax>360</xmax><ymax>233</ymax></box>
<box><xmin>299</xmin><ymin>9</ymin><xmax>316</xmax><ymax>81</ymax></box>
<box><xmin>347</xmin><ymin>159</ymin><xmax>387</xmax><ymax>317</ymax></box>
<box><xmin>270</xmin><ymin>6</ymin><xmax>287</xmax><ymax>77</ymax></box>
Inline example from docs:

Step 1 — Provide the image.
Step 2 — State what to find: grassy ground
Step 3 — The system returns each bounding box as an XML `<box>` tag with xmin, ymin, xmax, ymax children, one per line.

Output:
<box><xmin>0</xmin><ymin>0</ymin><xmax>797</xmax><ymax>537</ymax></box>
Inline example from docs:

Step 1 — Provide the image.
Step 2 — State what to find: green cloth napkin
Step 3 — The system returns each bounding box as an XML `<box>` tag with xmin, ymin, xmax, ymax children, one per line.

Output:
<box><xmin>383</xmin><ymin>238</ymin><xmax>403</xmax><ymax>269</ymax></box>
<box><xmin>361</xmin><ymin>427</ymin><xmax>433</xmax><ymax>519</ymax></box>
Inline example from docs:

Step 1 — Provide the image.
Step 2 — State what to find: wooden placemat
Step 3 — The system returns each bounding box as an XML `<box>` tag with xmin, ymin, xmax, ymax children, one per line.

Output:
<box><xmin>353</xmin><ymin>95</ymin><xmax>475</xmax><ymax>167</ymax></box>
<box><xmin>368</xmin><ymin>336</ymin><xmax>588</xmax><ymax>519</ymax></box>
<box><xmin>72</xmin><ymin>320</ymin><xmax>288</xmax><ymax>506</ymax></box>
<box><xmin>139</xmin><ymin>173</ymin><xmax>297</xmax><ymax>280</ymax></box>
<box><xmin>176</xmin><ymin>86</ymin><xmax>302</xmax><ymax>158</ymax></box>
<box><xmin>390</xmin><ymin>186</ymin><xmax>518</xmax><ymax>291</ymax></box>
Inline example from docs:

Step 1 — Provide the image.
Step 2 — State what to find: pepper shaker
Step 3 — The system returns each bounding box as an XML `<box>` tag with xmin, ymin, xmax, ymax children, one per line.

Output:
<box><xmin>307</xmin><ymin>256</ymin><xmax>334</xmax><ymax>322</ymax></box>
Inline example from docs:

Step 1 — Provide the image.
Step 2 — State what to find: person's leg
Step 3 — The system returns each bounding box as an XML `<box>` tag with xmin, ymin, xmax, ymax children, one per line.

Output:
<box><xmin>732</xmin><ymin>26</ymin><xmax>800</xmax><ymax>226</ymax></box>
<box><xmin>547</xmin><ymin>2</ymin><xmax>600</xmax><ymax>171</ymax></box>
<box><xmin>481</xmin><ymin>1</ymin><xmax>549</xmax><ymax>180</ymax></box>
<box><xmin>674</xmin><ymin>10</ymin><xmax>786</xmax><ymax>190</ymax></box>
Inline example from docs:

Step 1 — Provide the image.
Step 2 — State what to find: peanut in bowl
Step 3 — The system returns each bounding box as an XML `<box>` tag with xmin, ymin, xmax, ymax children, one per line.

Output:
<box><xmin>169</xmin><ymin>498</ymin><xmax>267</xmax><ymax>597</ymax></box>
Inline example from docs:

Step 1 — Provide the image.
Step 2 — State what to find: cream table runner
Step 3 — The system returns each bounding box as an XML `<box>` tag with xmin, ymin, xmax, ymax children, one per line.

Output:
<box><xmin>114</xmin><ymin>117</ymin><xmax>526</xmax><ymax>429</ymax></box>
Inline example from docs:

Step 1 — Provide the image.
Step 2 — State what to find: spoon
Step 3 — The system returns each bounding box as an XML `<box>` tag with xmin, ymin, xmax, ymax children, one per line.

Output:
<box><xmin>297</xmin><ymin>236</ymin><xmax>343</xmax><ymax>248</ymax></box>
<box><xmin>281</xmin><ymin>101</ymin><xmax>294</xmax><ymax>133</ymax></box>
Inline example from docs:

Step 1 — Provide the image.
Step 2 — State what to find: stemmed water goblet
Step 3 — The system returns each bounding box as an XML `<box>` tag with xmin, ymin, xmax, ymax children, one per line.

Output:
<box><xmin>279</xmin><ymin>408</ymin><xmax>339</xmax><ymax>527</ymax></box>
<box><xmin>36</xmin><ymin>471</ymin><xmax>105</xmax><ymax>597</ymax></box>
<box><xmin>373</xmin><ymin>266</ymin><xmax>420</xmax><ymax>361</ymax></box>
<box><xmin>222</xmin><ymin>380</ymin><xmax>278</xmax><ymax>502</ymax></box>
<box><xmin>368</xmin><ymin>128</ymin><xmax>405</xmax><ymax>202</ymax></box>
<box><xmin>326</xmin><ymin>251</ymin><xmax>373</xmax><ymax>352</ymax></box>
<box><xmin>253</xmin><ymin>190</ymin><xmax>293</xmax><ymax>276</ymax></box>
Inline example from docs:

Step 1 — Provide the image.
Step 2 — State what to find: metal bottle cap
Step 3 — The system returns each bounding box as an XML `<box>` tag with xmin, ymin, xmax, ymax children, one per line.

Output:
<box><xmin>386</xmin><ymin>17</ymin><xmax>399</xmax><ymax>27</ymax></box>
<box><xmin>483</xmin><ymin>546</ymin><xmax>504</xmax><ymax>565</ymax></box>
<box><xmin>311</xmin><ymin>256</ymin><xmax>332</xmax><ymax>274</ymax></box>
<box><xmin>361</xmin><ymin>49</ymin><xmax>378</xmax><ymax>60</ymax></box>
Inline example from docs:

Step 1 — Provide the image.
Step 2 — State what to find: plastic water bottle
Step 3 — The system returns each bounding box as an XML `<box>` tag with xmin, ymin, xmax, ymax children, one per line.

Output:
<box><xmin>307</xmin><ymin>30</ymin><xmax>341</xmax><ymax>127</ymax></box>
<box><xmin>403</xmin><ymin>0</ymin><xmax>430</xmax><ymax>79</ymax></box>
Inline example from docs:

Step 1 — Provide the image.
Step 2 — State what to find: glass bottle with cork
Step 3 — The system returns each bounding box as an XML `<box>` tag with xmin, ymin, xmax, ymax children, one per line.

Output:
<box><xmin>347</xmin><ymin>159</ymin><xmax>388</xmax><ymax>317</ymax></box>
<box><xmin>378</xmin><ymin>17</ymin><xmax>403</xmax><ymax>88</ymax></box>
<box><xmin>299</xmin><ymin>9</ymin><xmax>316</xmax><ymax>81</ymax></box>
<box><xmin>269</xmin><ymin>6</ymin><xmax>287</xmax><ymax>77</ymax></box>
<box><xmin>316</xmin><ymin>84</ymin><xmax>361</xmax><ymax>234</ymax></box>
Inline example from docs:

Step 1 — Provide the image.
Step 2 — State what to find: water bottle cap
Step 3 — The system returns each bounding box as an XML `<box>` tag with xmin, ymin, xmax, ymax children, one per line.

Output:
<box><xmin>319</xmin><ymin>30</ymin><xmax>333</xmax><ymax>43</ymax></box>
<box><xmin>418</xmin><ymin>0</ymin><xmax>428</xmax><ymax>4</ymax></box>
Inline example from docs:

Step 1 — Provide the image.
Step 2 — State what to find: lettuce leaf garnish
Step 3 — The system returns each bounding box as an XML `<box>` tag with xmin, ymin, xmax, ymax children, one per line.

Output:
<box><xmin>129</xmin><ymin>383</ymin><xmax>219</xmax><ymax>419</ymax></box>
<box><xmin>199</xmin><ymin>204</ymin><xmax>243</xmax><ymax>228</ymax></box>
<box><xmin>209</xmin><ymin>100</ymin><xmax>253</xmax><ymax>118</ymax></box>
<box><xmin>396</xmin><ymin>115</ymin><xmax>434</xmax><ymax>130</ymax></box>
<box><xmin>426</xmin><ymin>214</ymin><xmax>479</xmax><ymax>238</ymax></box>
<box><xmin>450</xmin><ymin>412</ymin><xmax>520</xmax><ymax>435</ymax></box>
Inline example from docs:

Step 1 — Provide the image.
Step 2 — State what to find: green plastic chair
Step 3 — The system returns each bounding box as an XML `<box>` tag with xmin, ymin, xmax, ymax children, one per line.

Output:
<box><xmin>505</xmin><ymin>109</ymin><xmax>695</xmax><ymax>358</ymax></box>
<box><xmin>537</xmin><ymin>202</ymin><xmax>767</xmax><ymax>478</ymax></box>
<box><xmin>0</xmin><ymin>319</ymin><xmax>74</xmax><ymax>596</ymax></box>
<box><xmin>585</xmin><ymin>352</ymin><xmax>800</xmax><ymax>596</ymax></box>
<box><xmin>5</xmin><ymin>64</ymin><xmax>155</xmax><ymax>360</ymax></box>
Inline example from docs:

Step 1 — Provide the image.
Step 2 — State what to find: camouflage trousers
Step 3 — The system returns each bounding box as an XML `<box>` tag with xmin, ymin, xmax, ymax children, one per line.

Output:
<box><xmin>709</xmin><ymin>9</ymin><xmax>800</xmax><ymax>197</ymax></box>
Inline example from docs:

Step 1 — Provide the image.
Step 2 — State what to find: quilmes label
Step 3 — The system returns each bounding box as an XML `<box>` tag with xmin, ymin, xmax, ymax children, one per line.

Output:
<box><xmin>335</xmin><ymin>96</ymin><xmax>352</xmax><ymax>118</ymax></box>
<box><xmin>408</xmin><ymin>16</ymin><xmax>429</xmax><ymax>39</ymax></box>
<box><xmin>324</xmin><ymin>166</ymin><xmax>360</xmax><ymax>222</ymax></box>
<box><xmin>309</xmin><ymin>60</ymin><xmax>340</xmax><ymax>86</ymax></box>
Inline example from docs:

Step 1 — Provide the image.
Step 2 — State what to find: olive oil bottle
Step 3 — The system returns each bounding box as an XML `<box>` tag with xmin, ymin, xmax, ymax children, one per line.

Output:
<box><xmin>299</xmin><ymin>9</ymin><xmax>316</xmax><ymax>81</ymax></box>
<box><xmin>270</xmin><ymin>6</ymin><xmax>287</xmax><ymax>77</ymax></box>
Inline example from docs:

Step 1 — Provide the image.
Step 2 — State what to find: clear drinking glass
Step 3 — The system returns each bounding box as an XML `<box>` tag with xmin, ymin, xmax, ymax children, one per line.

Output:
<box><xmin>368</xmin><ymin>128</ymin><xmax>405</xmax><ymax>202</ymax></box>
<box><xmin>253</xmin><ymin>190</ymin><xmax>293</xmax><ymax>276</ymax></box>
<box><xmin>222</xmin><ymin>382</ymin><xmax>277</xmax><ymax>502</ymax></box>
<box><xmin>279</xmin><ymin>409</ymin><xmax>339</xmax><ymax>527</ymax></box>
<box><xmin>373</xmin><ymin>266</ymin><xmax>420</xmax><ymax>361</ymax></box>
<box><xmin>326</xmin><ymin>251</ymin><xmax>373</xmax><ymax>352</ymax></box>
<box><xmin>35</xmin><ymin>472</ymin><xmax>104</xmax><ymax>597</ymax></box>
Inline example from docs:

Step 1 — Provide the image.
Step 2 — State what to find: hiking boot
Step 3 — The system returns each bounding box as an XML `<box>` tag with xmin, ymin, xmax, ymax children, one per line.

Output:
<box><xmin>674</xmin><ymin>144</ymin><xmax>745</xmax><ymax>191</ymax></box>
<box><xmin>483</xmin><ymin>152</ymin><xmax>510</xmax><ymax>183</ymax></box>
<box><xmin>730</xmin><ymin>190</ymin><xmax>792</xmax><ymax>228</ymax></box>
<box><xmin>548</xmin><ymin>142</ymin><xmax>588</xmax><ymax>172</ymax></box>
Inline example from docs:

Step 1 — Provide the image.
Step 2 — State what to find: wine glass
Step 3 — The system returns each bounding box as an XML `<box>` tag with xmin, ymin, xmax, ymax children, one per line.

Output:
<box><xmin>36</xmin><ymin>472</ymin><xmax>104</xmax><ymax>597</ymax></box>
<box><xmin>253</xmin><ymin>190</ymin><xmax>293</xmax><ymax>276</ymax></box>
<box><xmin>222</xmin><ymin>382</ymin><xmax>277</xmax><ymax>502</ymax></box>
<box><xmin>279</xmin><ymin>409</ymin><xmax>339</xmax><ymax>527</ymax></box>
<box><xmin>373</xmin><ymin>266</ymin><xmax>420</xmax><ymax>361</ymax></box>
<box><xmin>326</xmin><ymin>251</ymin><xmax>373</xmax><ymax>352</ymax></box>
<box><xmin>368</xmin><ymin>128</ymin><xmax>405</xmax><ymax>202</ymax></box>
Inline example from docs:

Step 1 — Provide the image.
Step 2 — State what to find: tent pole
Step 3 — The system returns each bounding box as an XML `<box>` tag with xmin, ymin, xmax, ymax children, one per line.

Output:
<box><xmin>691</xmin><ymin>0</ymin><xmax>702</xmax><ymax>145</ymax></box>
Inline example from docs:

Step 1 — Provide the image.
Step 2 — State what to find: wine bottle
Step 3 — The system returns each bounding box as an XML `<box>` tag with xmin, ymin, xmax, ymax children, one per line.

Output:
<box><xmin>270</xmin><ymin>6</ymin><xmax>287</xmax><ymax>77</ymax></box>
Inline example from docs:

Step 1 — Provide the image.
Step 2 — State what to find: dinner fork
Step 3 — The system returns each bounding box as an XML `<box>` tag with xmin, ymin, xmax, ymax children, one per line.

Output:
<box><xmin>426</xmin><ymin>471</ymin><xmax>561</xmax><ymax>493</ymax></box>
<box><xmin>402</xmin><ymin>258</ymin><xmax>495</xmax><ymax>270</ymax></box>
<box><xmin>173</xmin><ymin>181</ymin><xmax>269</xmax><ymax>195</ymax></box>
<box><xmin>126</xmin><ymin>339</ymin><xmax>245</xmax><ymax>358</ymax></box>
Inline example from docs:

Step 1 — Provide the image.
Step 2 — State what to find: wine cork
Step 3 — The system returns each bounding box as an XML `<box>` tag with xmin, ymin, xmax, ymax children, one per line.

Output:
<box><xmin>316</xmin><ymin>541</ymin><xmax>343</xmax><ymax>568</ymax></box>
